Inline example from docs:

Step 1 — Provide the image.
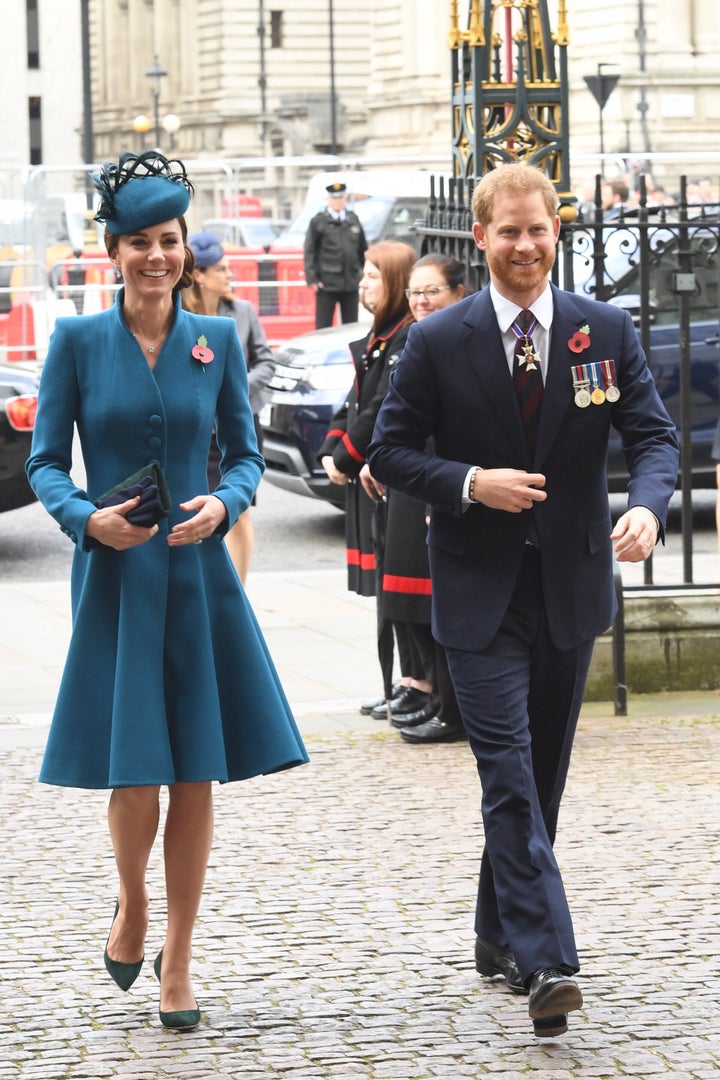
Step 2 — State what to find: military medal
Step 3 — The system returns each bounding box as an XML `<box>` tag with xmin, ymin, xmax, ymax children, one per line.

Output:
<box><xmin>519</xmin><ymin>338</ymin><xmax>539</xmax><ymax>372</ymax></box>
<box><xmin>572</xmin><ymin>365</ymin><xmax>591</xmax><ymax>408</ymax></box>
<box><xmin>511</xmin><ymin>313</ymin><xmax>540</xmax><ymax>372</ymax></box>
<box><xmin>589</xmin><ymin>362</ymin><xmax>606</xmax><ymax>405</ymax></box>
<box><xmin>602</xmin><ymin>359</ymin><xmax>620</xmax><ymax>402</ymax></box>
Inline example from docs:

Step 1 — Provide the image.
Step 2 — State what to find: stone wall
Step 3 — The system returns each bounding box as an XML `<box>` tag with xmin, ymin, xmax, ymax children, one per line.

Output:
<box><xmin>586</xmin><ymin>590</ymin><xmax>720</xmax><ymax>700</ymax></box>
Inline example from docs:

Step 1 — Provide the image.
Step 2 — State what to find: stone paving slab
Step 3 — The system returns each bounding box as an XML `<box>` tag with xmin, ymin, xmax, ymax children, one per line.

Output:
<box><xmin>2</xmin><ymin>707</ymin><xmax>720</xmax><ymax>1079</ymax></box>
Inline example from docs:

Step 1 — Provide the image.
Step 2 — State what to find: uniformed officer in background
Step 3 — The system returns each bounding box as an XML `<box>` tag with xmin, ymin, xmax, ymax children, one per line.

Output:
<box><xmin>303</xmin><ymin>181</ymin><xmax>368</xmax><ymax>329</ymax></box>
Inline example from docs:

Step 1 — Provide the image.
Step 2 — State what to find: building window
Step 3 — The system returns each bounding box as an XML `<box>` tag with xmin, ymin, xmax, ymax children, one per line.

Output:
<box><xmin>270</xmin><ymin>10</ymin><xmax>283</xmax><ymax>49</ymax></box>
<box><xmin>29</xmin><ymin>96</ymin><xmax>42</xmax><ymax>165</ymax></box>
<box><xmin>27</xmin><ymin>0</ymin><xmax>40</xmax><ymax>68</ymax></box>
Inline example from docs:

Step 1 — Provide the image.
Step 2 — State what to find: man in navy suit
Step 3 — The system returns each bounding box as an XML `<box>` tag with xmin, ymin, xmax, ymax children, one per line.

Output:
<box><xmin>368</xmin><ymin>163</ymin><xmax>679</xmax><ymax>1038</ymax></box>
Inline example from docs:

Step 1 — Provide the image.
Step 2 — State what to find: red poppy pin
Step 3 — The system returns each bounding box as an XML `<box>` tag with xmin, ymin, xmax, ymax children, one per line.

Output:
<box><xmin>568</xmin><ymin>324</ymin><xmax>591</xmax><ymax>354</ymax></box>
<box><xmin>192</xmin><ymin>334</ymin><xmax>214</xmax><ymax>368</ymax></box>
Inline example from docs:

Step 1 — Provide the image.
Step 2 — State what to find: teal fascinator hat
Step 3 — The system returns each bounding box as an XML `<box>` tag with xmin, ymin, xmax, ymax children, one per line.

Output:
<box><xmin>91</xmin><ymin>151</ymin><xmax>194</xmax><ymax>235</ymax></box>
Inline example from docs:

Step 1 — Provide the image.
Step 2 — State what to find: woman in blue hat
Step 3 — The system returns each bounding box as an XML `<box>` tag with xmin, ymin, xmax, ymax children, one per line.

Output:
<box><xmin>182</xmin><ymin>230</ymin><xmax>276</xmax><ymax>583</ymax></box>
<box><xmin>26</xmin><ymin>152</ymin><xmax>308</xmax><ymax>1032</ymax></box>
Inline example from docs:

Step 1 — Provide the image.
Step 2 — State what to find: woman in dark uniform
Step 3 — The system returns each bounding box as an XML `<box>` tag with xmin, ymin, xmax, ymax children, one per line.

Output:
<box><xmin>318</xmin><ymin>241</ymin><xmax>416</xmax><ymax>597</ymax></box>
<box><xmin>361</xmin><ymin>254</ymin><xmax>468</xmax><ymax>740</ymax></box>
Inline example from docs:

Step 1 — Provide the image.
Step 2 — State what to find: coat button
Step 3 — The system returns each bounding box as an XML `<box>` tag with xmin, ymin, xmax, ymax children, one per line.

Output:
<box><xmin>148</xmin><ymin>414</ymin><xmax>163</xmax><ymax>428</ymax></box>
<box><xmin>148</xmin><ymin>436</ymin><xmax>162</xmax><ymax>450</ymax></box>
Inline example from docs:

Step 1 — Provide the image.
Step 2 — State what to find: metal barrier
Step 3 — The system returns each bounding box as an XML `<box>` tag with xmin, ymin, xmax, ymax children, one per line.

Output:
<box><xmin>0</xmin><ymin>258</ymin><xmax>63</xmax><ymax>362</ymax></box>
<box><xmin>46</xmin><ymin>248</ymin><xmax>317</xmax><ymax>351</ymax></box>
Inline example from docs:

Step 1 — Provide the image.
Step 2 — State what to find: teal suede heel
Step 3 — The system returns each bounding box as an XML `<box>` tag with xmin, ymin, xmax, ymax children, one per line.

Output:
<box><xmin>154</xmin><ymin>949</ymin><xmax>201</xmax><ymax>1032</ymax></box>
<box><xmin>103</xmin><ymin>902</ymin><xmax>144</xmax><ymax>991</ymax></box>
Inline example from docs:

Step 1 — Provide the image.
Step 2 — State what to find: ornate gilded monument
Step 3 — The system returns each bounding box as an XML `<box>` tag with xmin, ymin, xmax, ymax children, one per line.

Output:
<box><xmin>449</xmin><ymin>0</ymin><xmax>574</xmax><ymax>213</ymax></box>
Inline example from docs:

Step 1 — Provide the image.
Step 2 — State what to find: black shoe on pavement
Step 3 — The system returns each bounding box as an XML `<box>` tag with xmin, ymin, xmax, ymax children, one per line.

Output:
<box><xmin>372</xmin><ymin>686</ymin><xmax>434</xmax><ymax>720</ymax></box>
<box><xmin>528</xmin><ymin>968</ymin><xmax>582</xmax><ymax>1037</ymax></box>
<box><xmin>474</xmin><ymin>937</ymin><xmax>526</xmax><ymax>994</ymax></box>
<box><xmin>360</xmin><ymin>684</ymin><xmax>403</xmax><ymax>715</ymax></box>
<box><xmin>399</xmin><ymin>716</ymin><xmax>467</xmax><ymax>742</ymax></box>
<box><xmin>532</xmin><ymin>1013</ymin><xmax>568</xmax><ymax>1038</ymax></box>
<box><xmin>390</xmin><ymin>696</ymin><xmax>442</xmax><ymax>728</ymax></box>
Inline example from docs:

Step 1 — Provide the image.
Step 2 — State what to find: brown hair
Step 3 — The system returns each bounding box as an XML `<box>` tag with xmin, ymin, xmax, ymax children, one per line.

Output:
<box><xmin>471</xmin><ymin>164</ymin><xmax>558</xmax><ymax>228</ymax></box>
<box><xmin>410</xmin><ymin>252</ymin><xmax>466</xmax><ymax>293</ymax></box>
<box><xmin>104</xmin><ymin>214</ymin><xmax>195</xmax><ymax>292</ymax></box>
<box><xmin>364</xmin><ymin>241</ymin><xmax>416</xmax><ymax>332</ymax></box>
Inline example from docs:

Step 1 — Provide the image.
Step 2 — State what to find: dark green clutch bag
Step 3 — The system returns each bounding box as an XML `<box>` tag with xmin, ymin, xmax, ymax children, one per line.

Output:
<box><xmin>95</xmin><ymin>463</ymin><xmax>171</xmax><ymax>527</ymax></box>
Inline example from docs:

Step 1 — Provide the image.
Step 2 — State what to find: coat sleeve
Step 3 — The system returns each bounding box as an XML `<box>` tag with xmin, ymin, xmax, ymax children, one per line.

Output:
<box><xmin>241</xmin><ymin>303</ymin><xmax>276</xmax><ymax>397</ymax></box>
<box><xmin>303</xmin><ymin>215</ymin><xmax>320</xmax><ymax>286</ymax></box>
<box><xmin>325</xmin><ymin>328</ymin><xmax>409</xmax><ymax>479</ymax></box>
<box><xmin>332</xmin><ymin>366</ymin><xmax>391</xmax><ymax>478</ymax></box>
<box><xmin>25</xmin><ymin>320</ymin><xmax>97</xmax><ymax>549</ymax></box>
<box><xmin>356</xmin><ymin>217</ymin><xmax>368</xmax><ymax>262</ymax></box>
<box><xmin>368</xmin><ymin>320</ymin><xmax>472</xmax><ymax>515</ymax></box>
<box><xmin>317</xmin><ymin>397</ymin><xmax>349</xmax><ymax>464</ymax></box>
<box><xmin>610</xmin><ymin>308</ymin><xmax>679</xmax><ymax>534</ymax></box>
<box><xmin>212</xmin><ymin>324</ymin><xmax>266</xmax><ymax>530</ymax></box>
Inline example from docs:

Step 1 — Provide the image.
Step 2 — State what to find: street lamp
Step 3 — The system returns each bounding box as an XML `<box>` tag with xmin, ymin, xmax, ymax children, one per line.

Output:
<box><xmin>145</xmin><ymin>56</ymin><xmax>168</xmax><ymax>147</ymax></box>
<box><xmin>132</xmin><ymin>114</ymin><xmax>151</xmax><ymax>151</ymax></box>
<box><xmin>162</xmin><ymin>113</ymin><xmax>181</xmax><ymax>151</ymax></box>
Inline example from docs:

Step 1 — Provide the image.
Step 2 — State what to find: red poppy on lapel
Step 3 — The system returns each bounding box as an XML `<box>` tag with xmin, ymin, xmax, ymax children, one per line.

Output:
<box><xmin>192</xmin><ymin>334</ymin><xmax>214</xmax><ymax>367</ymax></box>
<box><xmin>568</xmin><ymin>325</ymin><xmax>591</xmax><ymax>353</ymax></box>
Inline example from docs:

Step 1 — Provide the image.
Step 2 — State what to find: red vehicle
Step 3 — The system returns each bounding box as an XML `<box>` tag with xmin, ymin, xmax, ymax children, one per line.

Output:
<box><xmin>0</xmin><ymin>360</ymin><xmax>39</xmax><ymax>511</ymax></box>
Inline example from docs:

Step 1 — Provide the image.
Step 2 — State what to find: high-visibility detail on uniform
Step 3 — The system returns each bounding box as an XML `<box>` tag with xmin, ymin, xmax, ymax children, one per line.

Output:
<box><xmin>342</xmin><ymin>433</ymin><xmax>364</xmax><ymax>462</ymax></box>
<box><xmin>347</xmin><ymin>549</ymin><xmax>375</xmax><ymax>570</ymax></box>
<box><xmin>382</xmin><ymin>573</ymin><xmax>432</xmax><ymax>595</ymax></box>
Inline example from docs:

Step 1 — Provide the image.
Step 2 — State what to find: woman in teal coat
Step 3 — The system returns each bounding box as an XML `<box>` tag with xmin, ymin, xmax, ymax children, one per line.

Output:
<box><xmin>26</xmin><ymin>152</ymin><xmax>308</xmax><ymax>1032</ymax></box>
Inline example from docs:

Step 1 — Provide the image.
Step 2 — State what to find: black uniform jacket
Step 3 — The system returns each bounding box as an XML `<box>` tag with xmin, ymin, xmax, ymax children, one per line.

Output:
<box><xmin>303</xmin><ymin>209</ymin><xmax>368</xmax><ymax>293</ymax></box>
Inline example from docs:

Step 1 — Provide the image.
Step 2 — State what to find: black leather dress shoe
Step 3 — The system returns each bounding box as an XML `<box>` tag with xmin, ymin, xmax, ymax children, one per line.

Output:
<box><xmin>391</xmin><ymin>700</ymin><xmax>442</xmax><ymax>728</ymax></box>
<box><xmin>532</xmin><ymin>1013</ymin><xmax>568</xmax><ymax>1038</ymax></box>
<box><xmin>527</xmin><ymin>968</ymin><xmax>582</xmax><ymax>1037</ymax></box>
<box><xmin>372</xmin><ymin>686</ymin><xmax>439</xmax><ymax>720</ymax></box>
<box><xmin>400</xmin><ymin>716</ymin><xmax>468</xmax><ymax>743</ymax></box>
<box><xmin>370</xmin><ymin>686</ymin><xmax>420</xmax><ymax>719</ymax></box>
<box><xmin>360</xmin><ymin>684</ymin><xmax>403</xmax><ymax>715</ymax></box>
<box><xmin>474</xmin><ymin>937</ymin><xmax>526</xmax><ymax>994</ymax></box>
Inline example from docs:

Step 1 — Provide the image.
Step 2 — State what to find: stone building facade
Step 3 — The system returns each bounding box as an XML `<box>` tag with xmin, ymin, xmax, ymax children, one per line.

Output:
<box><xmin>1</xmin><ymin>1</ymin><xmax>718</xmax><ymax>203</ymax></box>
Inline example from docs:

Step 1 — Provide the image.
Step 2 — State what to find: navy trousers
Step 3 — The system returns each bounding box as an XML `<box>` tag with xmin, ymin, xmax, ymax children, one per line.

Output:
<box><xmin>445</xmin><ymin>547</ymin><xmax>594</xmax><ymax>981</ymax></box>
<box><xmin>315</xmin><ymin>288</ymin><xmax>359</xmax><ymax>329</ymax></box>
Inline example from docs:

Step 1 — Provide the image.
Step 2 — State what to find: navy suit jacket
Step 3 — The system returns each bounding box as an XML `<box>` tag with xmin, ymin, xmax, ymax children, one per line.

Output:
<box><xmin>368</xmin><ymin>284</ymin><xmax>679</xmax><ymax>652</ymax></box>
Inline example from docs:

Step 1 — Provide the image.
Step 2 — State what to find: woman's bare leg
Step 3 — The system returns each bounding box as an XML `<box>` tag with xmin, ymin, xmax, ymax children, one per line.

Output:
<box><xmin>106</xmin><ymin>785</ymin><xmax>160</xmax><ymax>963</ymax></box>
<box><xmin>224</xmin><ymin>509</ymin><xmax>254</xmax><ymax>584</ymax></box>
<box><xmin>158</xmin><ymin>781</ymin><xmax>214</xmax><ymax>1012</ymax></box>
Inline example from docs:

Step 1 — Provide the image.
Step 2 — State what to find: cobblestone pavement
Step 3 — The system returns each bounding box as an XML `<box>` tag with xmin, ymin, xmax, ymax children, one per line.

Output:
<box><xmin>2</xmin><ymin>703</ymin><xmax>720</xmax><ymax>1079</ymax></box>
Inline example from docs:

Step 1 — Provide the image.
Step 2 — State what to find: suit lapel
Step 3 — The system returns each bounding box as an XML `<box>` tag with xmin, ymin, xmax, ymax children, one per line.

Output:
<box><xmin>534</xmin><ymin>286</ymin><xmax>589</xmax><ymax>467</ymax></box>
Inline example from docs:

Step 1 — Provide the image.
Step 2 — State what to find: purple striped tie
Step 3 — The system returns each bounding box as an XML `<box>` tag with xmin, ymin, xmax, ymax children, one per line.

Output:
<box><xmin>512</xmin><ymin>308</ymin><xmax>543</xmax><ymax>453</ymax></box>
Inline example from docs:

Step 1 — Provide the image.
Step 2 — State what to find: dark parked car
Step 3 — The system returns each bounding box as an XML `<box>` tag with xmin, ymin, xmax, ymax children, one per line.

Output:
<box><xmin>259</xmin><ymin>322</ymin><xmax>367</xmax><ymax>508</ymax></box>
<box><xmin>259</xmin><ymin>309</ymin><xmax>719</xmax><ymax>507</ymax></box>
<box><xmin>0</xmin><ymin>361</ymin><xmax>38</xmax><ymax>512</ymax></box>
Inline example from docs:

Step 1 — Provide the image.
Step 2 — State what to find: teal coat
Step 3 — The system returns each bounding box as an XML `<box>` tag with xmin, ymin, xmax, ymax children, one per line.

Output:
<box><xmin>27</xmin><ymin>290</ymin><xmax>308</xmax><ymax>789</ymax></box>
